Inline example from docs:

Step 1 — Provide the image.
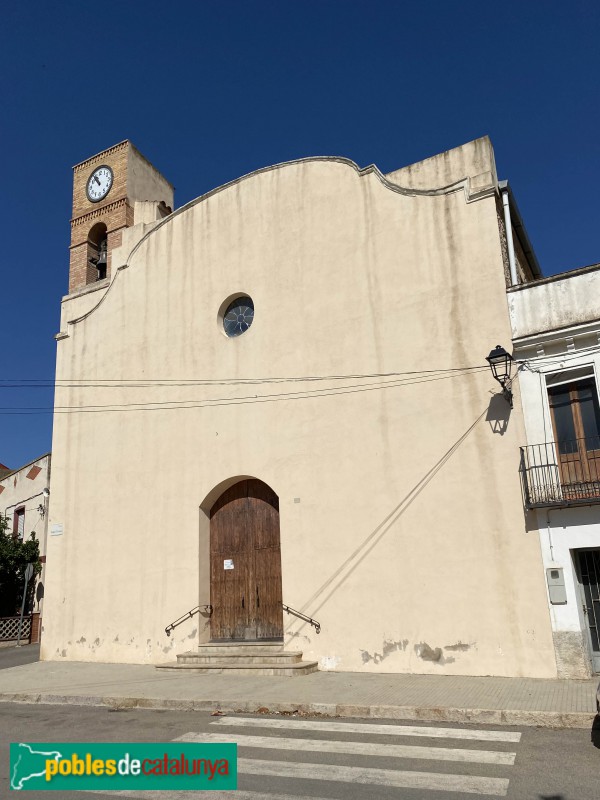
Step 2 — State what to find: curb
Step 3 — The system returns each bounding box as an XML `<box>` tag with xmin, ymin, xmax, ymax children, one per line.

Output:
<box><xmin>0</xmin><ymin>692</ymin><xmax>595</xmax><ymax>729</ymax></box>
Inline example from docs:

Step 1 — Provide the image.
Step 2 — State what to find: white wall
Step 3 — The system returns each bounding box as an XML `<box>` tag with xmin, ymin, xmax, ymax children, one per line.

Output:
<box><xmin>0</xmin><ymin>454</ymin><xmax>51</xmax><ymax>618</ymax></box>
<box><xmin>509</xmin><ymin>267</ymin><xmax>600</xmax><ymax>340</ymax></box>
<box><xmin>512</xmin><ymin>276</ymin><xmax>600</xmax><ymax>676</ymax></box>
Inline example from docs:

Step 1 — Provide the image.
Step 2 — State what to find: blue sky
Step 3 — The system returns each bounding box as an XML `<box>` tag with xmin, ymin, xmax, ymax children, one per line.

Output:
<box><xmin>1</xmin><ymin>0</ymin><xmax>599</xmax><ymax>469</ymax></box>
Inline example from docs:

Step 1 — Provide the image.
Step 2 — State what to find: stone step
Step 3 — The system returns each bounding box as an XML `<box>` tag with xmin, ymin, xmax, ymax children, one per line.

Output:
<box><xmin>193</xmin><ymin>642</ymin><xmax>285</xmax><ymax>654</ymax></box>
<box><xmin>155</xmin><ymin>660</ymin><xmax>319</xmax><ymax>677</ymax></box>
<box><xmin>177</xmin><ymin>650</ymin><xmax>303</xmax><ymax>665</ymax></box>
<box><xmin>156</xmin><ymin>641</ymin><xmax>318</xmax><ymax>676</ymax></box>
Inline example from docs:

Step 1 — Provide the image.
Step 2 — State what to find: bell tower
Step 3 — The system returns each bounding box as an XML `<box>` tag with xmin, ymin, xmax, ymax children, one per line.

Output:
<box><xmin>69</xmin><ymin>141</ymin><xmax>173</xmax><ymax>294</ymax></box>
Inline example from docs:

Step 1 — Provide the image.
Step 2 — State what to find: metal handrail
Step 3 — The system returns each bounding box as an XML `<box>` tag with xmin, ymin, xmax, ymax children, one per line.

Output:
<box><xmin>165</xmin><ymin>604</ymin><xmax>212</xmax><ymax>637</ymax></box>
<box><xmin>282</xmin><ymin>603</ymin><xmax>321</xmax><ymax>634</ymax></box>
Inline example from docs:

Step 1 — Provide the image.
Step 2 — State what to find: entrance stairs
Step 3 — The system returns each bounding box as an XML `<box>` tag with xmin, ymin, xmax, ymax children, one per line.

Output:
<box><xmin>156</xmin><ymin>642</ymin><xmax>319</xmax><ymax>677</ymax></box>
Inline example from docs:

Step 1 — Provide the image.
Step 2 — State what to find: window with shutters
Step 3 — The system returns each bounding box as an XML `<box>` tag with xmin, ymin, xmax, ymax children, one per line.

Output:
<box><xmin>13</xmin><ymin>507</ymin><xmax>25</xmax><ymax>539</ymax></box>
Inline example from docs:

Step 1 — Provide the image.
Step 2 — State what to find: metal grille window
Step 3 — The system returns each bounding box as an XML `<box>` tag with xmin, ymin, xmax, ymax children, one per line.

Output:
<box><xmin>578</xmin><ymin>549</ymin><xmax>600</xmax><ymax>672</ymax></box>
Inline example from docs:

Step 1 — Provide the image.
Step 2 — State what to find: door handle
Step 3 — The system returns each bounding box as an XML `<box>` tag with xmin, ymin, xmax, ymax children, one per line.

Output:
<box><xmin>256</xmin><ymin>585</ymin><xmax>260</xmax><ymax>608</ymax></box>
<box><xmin>241</xmin><ymin>594</ymin><xmax>244</xmax><ymax>609</ymax></box>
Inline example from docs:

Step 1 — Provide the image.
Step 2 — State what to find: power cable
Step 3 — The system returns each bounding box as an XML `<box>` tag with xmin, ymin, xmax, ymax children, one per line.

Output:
<box><xmin>0</xmin><ymin>364</ymin><xmax>488</xmax><ymax>389</ymax></box>
<box><xmin>0</xmin><ymin>367</ymin><xmax>489</xmax><ymax>415</ymax></box>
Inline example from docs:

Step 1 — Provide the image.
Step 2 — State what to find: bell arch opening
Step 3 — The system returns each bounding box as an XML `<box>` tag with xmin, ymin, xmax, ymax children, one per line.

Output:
<box><xmin>87</xmin><ymin>222</ymin><xmax>108</xmax><ymax>283</ymax></box>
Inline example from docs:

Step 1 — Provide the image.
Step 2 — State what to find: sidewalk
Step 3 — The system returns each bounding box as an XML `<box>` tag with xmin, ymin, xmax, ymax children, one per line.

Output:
<box><xmin>0</xmin><ymin>660</ymin><xmax>598</xmax><ymax>729</ymax></box>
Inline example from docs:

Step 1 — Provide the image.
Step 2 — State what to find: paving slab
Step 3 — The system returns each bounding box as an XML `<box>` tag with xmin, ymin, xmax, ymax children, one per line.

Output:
<box><xmin>0</xmin><ymin>660</ymin><xmax>597</xmax><ymax>728</ymax></box>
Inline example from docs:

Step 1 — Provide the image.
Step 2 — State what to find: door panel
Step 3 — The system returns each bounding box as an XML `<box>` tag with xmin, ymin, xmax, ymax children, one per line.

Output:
<box><xmin>210</xmin><ymin>482</ymin><xmax>250</xmax><ymax>639</ymax></box>
<box><xmin>577</xmin><ymin>549</ymin><xmax>600</xmax><ymax>674</ymax></box>
<box><xmin>211</xmin><ymin>481</ymin><xmax>249</xmax><ymax>553</ymax></box>
<box><xmin>579</xmin><ymin>385</ymin><xmax>600</xmax><ymax>483</ymax></box>
<box><xmin>210</xmin><ymin>479</ymin><xmax>283</xmax><ymax>641</ymax></box>
<box><xmin>247</xmin><ymin>480</ymin><xmax>283</xmax><ymax>639</ymax></box>
<box><xmin>549</xmin><ymin>380</ymin><xmax>600</xmax><ymax>498</ymax></box>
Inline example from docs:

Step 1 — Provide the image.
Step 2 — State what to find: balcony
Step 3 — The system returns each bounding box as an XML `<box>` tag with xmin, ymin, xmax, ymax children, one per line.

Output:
<box><xmin>520</xmin><ymin>437</ymin><xmax>600</xmax><ymax>509</ymax></box>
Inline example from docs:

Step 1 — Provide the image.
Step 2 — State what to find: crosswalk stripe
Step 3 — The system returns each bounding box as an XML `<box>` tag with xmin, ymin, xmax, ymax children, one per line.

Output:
<box><xmin>239</xmin><ymin>757</ymin><xmax>510</xmax><ymax>796</ymax></box>
<box><xmin>176</xmin><ymin>731</ymin><xmax>516</xmax><ymax>765</ymax></box>
<box><xmin>210</xmin><ymin>715</ymin><xmax>522</xmax><ymax>742</ymax></box>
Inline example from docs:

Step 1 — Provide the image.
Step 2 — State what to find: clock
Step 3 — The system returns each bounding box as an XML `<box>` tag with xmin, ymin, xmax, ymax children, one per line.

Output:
<box><xmin>86</xmin><ymin>165</ymin><xmax>113</xmax><ymax>203</ymax></box>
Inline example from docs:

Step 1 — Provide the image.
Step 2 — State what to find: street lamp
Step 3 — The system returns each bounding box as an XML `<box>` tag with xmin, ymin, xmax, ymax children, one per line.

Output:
<box><xmin>486</xmin><ymin>345</ymin><xmax>514</xmax><ymax>407</ymax></box>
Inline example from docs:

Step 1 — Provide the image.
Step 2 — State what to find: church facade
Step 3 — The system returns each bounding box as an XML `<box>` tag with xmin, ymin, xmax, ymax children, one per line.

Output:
<box><xmin>41</xmin><ymin>137</ymin><xmax>559</xmax><ymax>677</ymax></box>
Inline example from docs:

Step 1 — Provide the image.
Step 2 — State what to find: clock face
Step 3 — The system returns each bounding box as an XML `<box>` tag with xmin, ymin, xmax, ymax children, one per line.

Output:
<box><xmin>86</xmin><ymin>165</ymin><xmax>113</xmax><ymax>202</ymax></box>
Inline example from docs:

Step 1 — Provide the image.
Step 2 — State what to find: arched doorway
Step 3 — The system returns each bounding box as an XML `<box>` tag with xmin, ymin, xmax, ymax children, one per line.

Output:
<box><xmin>210</xmin><ymin>479</ymin><xmax>283</xmax><ymax>641</ymax></box>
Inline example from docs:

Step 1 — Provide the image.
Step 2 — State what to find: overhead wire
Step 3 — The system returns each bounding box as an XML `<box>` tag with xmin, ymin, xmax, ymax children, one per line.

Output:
<box><xmin>516</xmin><ymin>340</ymin><xmax>600</xmax><ymax>368</ymax></box>
<box><xmin>0</xmin><ymin>367</ymin><xmax>490</xmax><ymax>415</ymax></box>
<box><xmin>0</xmin><ymin>364</ymin><xmax>488</xmax><ymax>389</ymax></box>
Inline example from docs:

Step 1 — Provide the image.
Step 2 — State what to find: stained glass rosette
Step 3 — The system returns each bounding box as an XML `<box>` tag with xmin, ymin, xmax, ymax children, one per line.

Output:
<box><xmin>223</xmin><ymin>297</ymin><xmax>254</xmax><ymax>337</ymax></box>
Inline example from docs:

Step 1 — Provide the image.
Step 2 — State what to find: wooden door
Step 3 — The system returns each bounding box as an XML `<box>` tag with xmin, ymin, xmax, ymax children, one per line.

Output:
<box><xmin>548</xmin><ymin>380</ymin><xmax>600</xmax><ymax>499</ymax></box>
<box><xmin>210</xmin><ymin>479</ymin><xmax>283</xmax><ymax>640</ymax></box>
<box><xmin>210</xmin><ymin>481</ymin><xmax>250</xmax><ymax>639</ymax></box>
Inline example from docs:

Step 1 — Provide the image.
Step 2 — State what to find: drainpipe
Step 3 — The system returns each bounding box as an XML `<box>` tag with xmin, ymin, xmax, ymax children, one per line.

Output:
<box><xmin>502</xmin><ymin>189</ymin><xmax>518</xmax><ymax>287</ymax></box>
<box><xmin>546</xmin><ymin>508</ymin><xmax>556</xmax><ymax>563</ymax></box>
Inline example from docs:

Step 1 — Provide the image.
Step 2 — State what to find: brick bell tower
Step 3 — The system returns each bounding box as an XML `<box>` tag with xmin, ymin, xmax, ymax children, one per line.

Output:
<box><xmin>69</xmin><ymin>141</ymin><xmax>174</xmax><ymax>294</ymax></box>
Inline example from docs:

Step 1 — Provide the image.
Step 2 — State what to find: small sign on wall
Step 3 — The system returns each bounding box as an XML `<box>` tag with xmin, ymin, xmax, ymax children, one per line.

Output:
<box><xmin>50</xmin><ymin>523</ymin><xmax>63</xmax><ymax>536</ymax></box>
<box><xmin>224</xmin><ymin>559</ymin><xmax>234</xmax><ymax>570</ymax></box>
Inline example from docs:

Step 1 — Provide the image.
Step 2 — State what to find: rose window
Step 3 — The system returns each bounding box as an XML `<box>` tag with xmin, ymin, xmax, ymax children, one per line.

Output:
<box><xmin>223</xmin><ymin>296</ymin><xmax>254</xmax><ymax>337</ymax></box>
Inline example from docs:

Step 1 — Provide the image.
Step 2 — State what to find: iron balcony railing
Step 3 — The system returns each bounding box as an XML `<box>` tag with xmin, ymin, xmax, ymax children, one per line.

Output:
<box><xmin>520</xmin><ymin>436</ymin><xmax>600</xmax><ymax>508</ymax></box>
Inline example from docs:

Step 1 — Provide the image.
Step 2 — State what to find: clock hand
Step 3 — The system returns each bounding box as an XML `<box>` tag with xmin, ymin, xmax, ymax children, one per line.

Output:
<box><xmin>94</xmin><ymin>176</ymin><xmax>101</xmax><ymax>185</ymax></box>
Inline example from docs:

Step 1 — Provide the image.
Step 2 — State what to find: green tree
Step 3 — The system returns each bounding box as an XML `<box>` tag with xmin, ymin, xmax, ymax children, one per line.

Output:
<box><xmin>0</xmin><ymin>514</ymin><xmax>41</xmax><ymax>616</ymax></box>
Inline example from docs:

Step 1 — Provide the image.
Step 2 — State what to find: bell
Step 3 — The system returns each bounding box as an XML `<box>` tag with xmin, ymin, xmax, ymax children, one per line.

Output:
<box><xmin>96</xmin><ymin>241</ymin><xmax>107</xmax><ymax>279</ymax></box>
<box><xmin>97</xmin><ymin>242</ymin><xmax>107</xmax><ymax>268</ymax></box>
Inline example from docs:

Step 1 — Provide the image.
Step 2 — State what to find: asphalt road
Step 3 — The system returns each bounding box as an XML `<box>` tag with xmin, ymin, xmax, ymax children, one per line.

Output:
<box><xmin>0</xmin><ymin>642</ymin><xmax>40</xmax><ymax>670</ymax></box>
<box><xmin>1</xmin><ymin>703</ymin><xmax>599</xmax><ymax>799</ymax></box>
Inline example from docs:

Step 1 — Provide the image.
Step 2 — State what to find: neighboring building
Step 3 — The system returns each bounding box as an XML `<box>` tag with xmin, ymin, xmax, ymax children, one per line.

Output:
<box><xmin>0</xmin><ymin>453</ymin><xmax>51</xmax><ymax>640</ymax></box>
<box><xmin>42</xmin><ymin>137</ymin><xmax>560</xmax><ymax>677</ymax></box>
<box><xmin>510</xmin><ymin>265</ymin><xmax>600</xmax><ymax>677</ymax></box>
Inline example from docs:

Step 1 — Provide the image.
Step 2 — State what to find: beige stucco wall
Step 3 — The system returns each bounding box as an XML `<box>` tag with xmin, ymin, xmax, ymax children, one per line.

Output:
<box><xmin>387</xmin><ymin>136</ymin><xmax>497</xmax><ymax>192</ymax></box>
<box><xmin>128</xmin><ymin>144</ymin><xmax>173</xmax><ymax>209</ymax></box>
<box><xmin>42</xmin><ymin>151</ymin><xmax>556</xmax><ymax>676</ymax></box>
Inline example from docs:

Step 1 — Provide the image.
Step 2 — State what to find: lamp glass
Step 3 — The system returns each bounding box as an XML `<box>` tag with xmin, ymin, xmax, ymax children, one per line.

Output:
<box><xmin>486</xmin><ymin>345</ymin><xmax>513</xmax><ymax>385</ymax></box>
